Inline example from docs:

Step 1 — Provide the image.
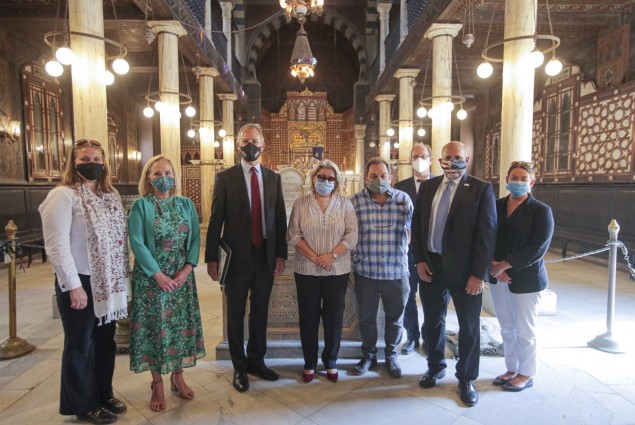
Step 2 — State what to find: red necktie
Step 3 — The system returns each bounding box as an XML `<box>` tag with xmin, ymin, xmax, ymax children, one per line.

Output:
<box><xmin>250</xmin><ymin>167</ymin><xmax>263</xmax><ymax>248</ymax></box>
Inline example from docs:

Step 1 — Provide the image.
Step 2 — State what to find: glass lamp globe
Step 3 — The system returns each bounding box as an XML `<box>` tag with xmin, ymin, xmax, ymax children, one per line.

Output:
<box><xmin>213</xmin><ymin>140</ymin><xmax>220</xmax><ymax>148</ymax></box>
<box><xmin>427</xmin><ymin>108</ymin><xmax>437</xmax><ymax>120</ymax></box>
<box><xmin>369</xmin><ymin>141</ymin><xmax>376</xmax><ymax>148</ymax></box>
<box><xmin>45</xmin><ymin>60</ymin><xmax>63</xmax><ymax>77</ymax></box>
<box><xmin>529</xmin><ymin>48</ymin><xmax>545</xmax><ymax>68</ymax></box>
<box><xmin>417</xmin><ymin>128</ymin><xmax>426</xmax><ymax>137</ymax></box>
<box><xmin>154</xmin><ymin>101</ymin><xmax>165</xmax><ymax>112</ymax></box>
<box><xmin>143</xmin><ymin>105</ymin><xmax>154</xmax><ymax>118</ymax></box>
<box><xmin>112</xmin><ymin>58</ymin><xmax>129</xmax><ymax>75</ymax></box>
<box><xmin>477</xmin><ymin>61</ymin><xmax>493</xmax><ymax>79</ymax></box>
<box><xmin>102</xmin><ymin>70</ymin><xmax>115</xmax><ymax>86</ymax></box>
<box><xmin>416</xmin><ymin>106</ymin><xmax>427</xmax><ymax>118</ymax></box>
<box><xmin>55</xmin><ymin>46</ymin><xmax>75</xmax><ymax>65</ymax></box>
<box><xmin>187</xmin><ymin>129</ymin><xmax>196</xmax><ymax>138</ymax></box>
<box><xmin>218</xmin><ymin>128</ymin><xmax>227</xmax><ymax>138</ymax></box>
<box><xmin>393</xmin><ymin>142</ymin><xmax>399</xmax><ymax>149</ymax></box>
<box><xmin>457</xmin><ymin>108</ymin><xmax>468</xmax><ymax>120</ymax></box>
<box><xmin>386</xmin><ymin>128</ymin><xmax>395</xmax><ymax>137</ymax></box>
<box><xmin>545</xmin><ymin>57</ymin><xmax>563</xmax><ymax>76</ymax></box>
<box><xmin>185</xmin><ymin>105</ymin><xmax>196</xmax><ymax>117</ymax></box>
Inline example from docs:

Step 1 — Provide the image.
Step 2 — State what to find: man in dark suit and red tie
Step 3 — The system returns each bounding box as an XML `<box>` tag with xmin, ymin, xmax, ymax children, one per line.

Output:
<box><xmin>205</xmin><ymin>123</ymin><xmax>288</xmax><ymax>393</ymax></box>
<box><xmin>394</xmin><ymin>143</ymin><xmax>433</xmax><ymax>355</ymax></box>
<box><xmin>411</xmin><ymin>141</ymin><xmax>496</xmax><ymax>407</ymax></box>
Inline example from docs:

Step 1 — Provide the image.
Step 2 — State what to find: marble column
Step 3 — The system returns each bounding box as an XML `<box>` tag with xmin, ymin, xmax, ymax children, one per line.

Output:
<box><xmin>198</xmin><ymin>67</ymin><xmax>219</xmax><ymax>233</ymax></box>
<box><xmin>204</xmin><ymin>0</ymin><xmax>212</xmax><ymax>42</ymax></box>
<box><xmin>424</xmin><ymin>23</ymin><xmax>462</xmax><ymax>176</ymax></box>
<box><xmin>218</xmin><ymin>93</ymin><xmax>238</xmax><ymax>166</ymax></box>
<box><xmin>394</xmin><ymin>68</ymin><xmax>420</xmax><ymax>181</ymax></box>
<box><xmin>400</xmin><ymin>0</ymin><xmax>408</xmax><ymax>44</ymax></box>
<box><xmin>220</xmin><ymin>1</ymin><xmax>234</xmax><ymax>70</ymax></box>
<box><xmin>377</xmin><ymin>1</ymin><xmax>392</xmax><ymax>74</ymax></box>
<box><xmin>354</xmin><ymin>124</ymin><xmax>367</xmax><ymax>174</ymax></box>
<box><xmin>499</xmin><ymin>0</ymin><xmax>537</xmax><ymax>195</ymax></box>
<box><xmin>68</xmin><ymin>0</ymin><xmax>108</xmax><ymax>150</ymax></box>
<box><xmin>148</xmin><ymin>21</ymin><xmax>187</xmax><ymax>179</ymax></box>
<box><xmin>375</xmin><ymin>94</ymin><xmax>395</xmax><ymax>162</ymax></box>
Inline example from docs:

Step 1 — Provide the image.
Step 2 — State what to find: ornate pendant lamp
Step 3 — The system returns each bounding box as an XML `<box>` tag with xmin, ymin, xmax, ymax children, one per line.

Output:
<box><xmin>290</xmin><ymin>24</ymin><xmax>317</xmax><ymax>83</ymax></box>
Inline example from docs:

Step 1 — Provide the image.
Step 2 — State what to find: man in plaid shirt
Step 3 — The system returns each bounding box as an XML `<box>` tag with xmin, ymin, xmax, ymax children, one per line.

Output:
<box><xmin>350</xmin><ymin>157</ymin><xmax>413</xmax><ymax>378</ymax></box>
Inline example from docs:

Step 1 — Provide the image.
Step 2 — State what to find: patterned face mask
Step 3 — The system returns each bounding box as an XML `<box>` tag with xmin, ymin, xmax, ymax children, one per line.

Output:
<box><xmin>151</xmin><ymin>176</ymin><xmax>175</xmax><ymax>193</ymax></box>
<box><xmin>440</xmin><ymin>158</ymin><xmax>467</xmax><ymax>180</ymax></box>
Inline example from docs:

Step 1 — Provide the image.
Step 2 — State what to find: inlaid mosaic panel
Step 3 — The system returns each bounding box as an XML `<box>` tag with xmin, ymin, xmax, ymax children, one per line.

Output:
<box><xmin>576</xmin><ymin>89</ymin><xmax>634</xmax><ymax>177</ymax></box>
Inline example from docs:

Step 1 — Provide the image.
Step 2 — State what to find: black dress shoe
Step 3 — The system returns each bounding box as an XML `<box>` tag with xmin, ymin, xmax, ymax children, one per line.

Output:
<box><xmin>419</xmin><ymin>369</ymin><xmax>446</xmax><ymax>388</ymax></box>
<box><xmin>353</xmin><ymin>355</ymin><xmax>377</xmax><ymax>375</ymax></box>
<box><xmin>385</xmin><ymin>357</ymin><xmax>402</xmax><ymax>378</ymax></box>
<box><xmin>76</xmin><ymin>408</ymin><xmax>118</xmax><ymax>424</ymax></box>
<box><xmin>458</xmin><ymin>379</ymin><xmax>479</xmax><ymax>406</ymax></box>
<box><xmin>233</xmin><ymin>371</ymin><xmax>250</xmax><ymax>392</ymax></box>
<box><xmin>400</xmin><ymin>340</ymin><xmax>419</xmax><ymax>355</ymax></box>
<box><xmin>101</xmin><ymin>398</ymin><xmax>127</xmax><ymax>414</ymax></box>
<box><xmin>247</xmin><ymin>365</ymin><xmax>280</xmax><ymax>381</ymax></box>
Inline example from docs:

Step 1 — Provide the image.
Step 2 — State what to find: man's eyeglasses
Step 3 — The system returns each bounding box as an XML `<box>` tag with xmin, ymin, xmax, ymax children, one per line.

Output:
<box><xmin>316</xmin><ymin>174</ymin><xmax>337</xmax><ymax>183</ymax></box>
<box><xmin>412</xmin><ymin>154</ymin><xmax>430</xmax><ymax>160</ymax></box>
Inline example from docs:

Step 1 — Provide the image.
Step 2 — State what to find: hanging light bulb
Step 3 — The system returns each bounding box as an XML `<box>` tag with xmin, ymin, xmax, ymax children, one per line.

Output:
<box><xmin>154</xmin><ymin>101</ymin><xmax>165</xmax><ymax>112</ymax></box>
<box><xmin>457</xmin><ymin>108</ymin><xmax>468</xmax><ymax>120</ymax></box>
<box><xmin>529</xmin><ymin>47</ymin><xmax>545</xmax><ymax>68</ymax></box>
<box><xmin>477</xmin><ymin>61</ymin><xmax>493</xmax><ymax>79</ymax></box>
<box><xmin>112</xmin><ymin>58</ymin><xmax>130</xmax><ymax>75</ymax></box>
<box><xmin>545</xmin><ymin>56</ymin><xmax>563</xmax><ymax>76</ymax></box>
<box><xmin>143</xmin><ymin>105</ymin><xmax>154</xmax><ymax>118</ymax></box>
<box><xmin>187</xmin><ymin>128</ymin><xmax>196</xmax><ymax>138</ymax></box>
<box><xmin>45</xmin><ymin>59</ymin><xmax>63</xmax><ymax>77</ymax></box>
<box><xmin>443</xmin><ymin>100</ymin><xmax>455</xmax><ymax>112</ymax></box>
<box><xmin>55</xmin><ymin>46</ymin><xmax>75</xmax><ymax>65</ymax></box>
<box><xmin>416</xmin><ymin>105</ymin><xmax>427</xmax><ymax>118</ymax></box>
<box><xmin>369</xmin><ymin>141</ymin><xmax>376</xmax><ymax>148</ymax></box>
<box><xmin>213</xmin><ymin>140</ymin><xmax>220</xmax><ymax>148</ymax></box>
<box><xmin>386</xmin><ymin>128</ymin><xmax>395</xmax><ymax>137</ymax></box>
<box><xmin>102</xmin><ymin>70</ymin><xmax>115</xmax><ymax>85</ymax></box>
<box><xmin>185</xmin><ymin>105</ymin><xmax>196</xmax><ymax>117</ymax></box>
<box><xmin>417</xmin><ymin>127</ymin><xmax>426</xmax><ymax>137</ymax></box>
<box><xmin>218</xmin><ymin>128</ymin><xmax>227</xmax><ymax>138</ymax></box>
<box><xmin>393</xmin><ymin>142</ymin><xmax>399</xmax><ymax>149</ymax></box>
<box><xmin>427</xmin><ymin>108</ymin><xmax>437</xmax><ymax>120</ymax></box>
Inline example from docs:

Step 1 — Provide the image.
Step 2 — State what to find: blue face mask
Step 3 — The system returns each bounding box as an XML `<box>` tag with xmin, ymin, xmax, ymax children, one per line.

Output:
<box><xmin>151</xmin><ymin>176</ymin><xmax>175</xmax><ymax>193</ymax></box>
<box><xmin>506</xmin><ymin>181</ymin><xmax>530</xmax><ymax>197</ymax></box>
<box><xmin>367</xmin><ymin>178</ymin><xmax>391</xmax><ymax>194</ymax></box>
<box><xmin>315</xmin><ymin>180</ymin><xmax>335</xmax><ymax>196</ymax></box>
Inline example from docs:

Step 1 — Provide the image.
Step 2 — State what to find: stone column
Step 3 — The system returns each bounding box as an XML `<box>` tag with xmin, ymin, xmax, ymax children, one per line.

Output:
<box><xmin>198</xmin><ymin>67</ymin><xmax>219</xmax><ymax>233</ymax></box>
<box><xmin>375</xmin><ymin>94</ymin><xmax>395</xmax><ymax>161</ymax></box>
<box><xmin>499</xmin><ymin>0</ymin><xmax>536</xmax><ymax>195</ymax></box>
<box><xmin>68</xmin><ymin>0</ymin><xmax>108</xmax><ymax>150</ymax></box>
<box><xmin>205</xmin><ymin>0</ymin><xmax>212</xmax><ymax>41</ymax></box>
<box><xmin>394</xmin><ymin>68</ymin><xmax>420</xmax><ymax>181</ymax></box>
<box><xmin>424</xmin><ymin>23</ymin><xmax>462</xmax><ymax>176</ymax></box>
<box><xmin>400</xmin><ymin>0</ymin><xmax>408</xmax><ymax>44</ymax></box>
<box><xmin>218</xmin><ymin>93</ymin><xmax>238</xmax><ymax>166</ymax></box>
<box><xmin>377</xmin><ymin>1</ymin><xmax>392</xmax><ymax>74</ymax></box>
<box><xmin>354</xmin><ymin>124</ymin><xmax>367</xmax><ymax>174</ymax></box>
<box><xmin>148</xmin><ymin>21</ymin><xmax>187</xmax><ymax>179</ymax></box>
<box><xmin>220</xmin><ymin>1</ymin><xmax>234</xmax><ymax>70</ymax></box>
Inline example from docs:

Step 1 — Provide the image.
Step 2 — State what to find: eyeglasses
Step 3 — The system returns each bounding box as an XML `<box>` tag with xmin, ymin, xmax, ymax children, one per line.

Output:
<box><xmin>412</xmin><ymin>154</ymin><xmax>430</xmax><ymax>160</ymax></box>
<box><xmin>316</xmin><ymin>174</ymin><xmax>336</xmax><ymax>183</ymax></box>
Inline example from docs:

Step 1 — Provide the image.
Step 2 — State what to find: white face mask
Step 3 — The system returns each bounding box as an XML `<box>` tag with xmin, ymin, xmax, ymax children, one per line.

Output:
<box><xmin>412</xmin><ymin>157</ymin><xmax>430</xmax><ymax>174</ymax></box>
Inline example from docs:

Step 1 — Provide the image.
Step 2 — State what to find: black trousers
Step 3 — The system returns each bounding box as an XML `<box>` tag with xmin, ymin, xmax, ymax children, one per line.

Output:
<box><xmin>56</xmin><ymin>274</ymin><xmax>116</xmax><ymax>416</ymax></box>
<box><xmin>420</xmin><ymin>254</ymin><xmax>482</xmax><ymax>380</ymax></box>
<box><xmin>294</xmin><ymin>273</ymin><xmax>349</xmax><ymax>370</ymax></box>
<box><xmin>403</xmin><ymin>263</ymin><xmax>426</xmax><ymax>344</ymax></box>
<box><xmin>224</xmin><ymin>242</ymin><xmax>274</xmax><ymax>373</ymax></box>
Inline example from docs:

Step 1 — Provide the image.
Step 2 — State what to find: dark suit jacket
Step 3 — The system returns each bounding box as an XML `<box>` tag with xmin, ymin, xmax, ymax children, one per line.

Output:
<box><xmin>204</xmin><ymin>163</ymin><xmax>288</xmax><ymax>273</ymax></box>
<box><xmin>411</xmin><ymin>174</ymin><xmax>497</xmax><ymax>285</ymax></box>
<box><xmin>489</xmin><ymin>194</ymin><xmax>554</xmax><ymax>293</ymax></box>
<box><xmin>394</xmin><ymin>175</ymin><xmax>432</xmax><ymax>267</ymax></box>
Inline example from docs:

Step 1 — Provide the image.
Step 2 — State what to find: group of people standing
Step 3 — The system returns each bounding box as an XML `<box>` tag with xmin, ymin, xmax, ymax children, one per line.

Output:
<box><xmin>39</xmin><ymin>124</ymin><xmax>553</xmax><ymax>424</ymax></box>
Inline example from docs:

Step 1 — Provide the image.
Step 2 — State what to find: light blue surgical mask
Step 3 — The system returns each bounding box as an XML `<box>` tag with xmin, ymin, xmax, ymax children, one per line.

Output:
<box><xmin>151</xmin><ymin>176</ymin><xmax>175</xmax><ymax>193</ymax></box>
<box><xmin>506</xmin><ymin>181</ymin><xmax>530</xmax><ymax>197</ymax></box>
<box><xmin>315</xmin><ymin>180</ymin><xmax>335</xmax><ymax>196</ymax></box>
<box><xmin>367</xmin><ymin>178</ymin><xmax>391</xmax><ymax>194</ymax></box>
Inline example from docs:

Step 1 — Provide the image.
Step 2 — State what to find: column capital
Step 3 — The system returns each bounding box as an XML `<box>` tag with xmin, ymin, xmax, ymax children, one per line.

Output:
<box><xmin>375</xmin><ymin>94</ymin><xmax>396</xmax><ymax>103</ymax></box>
<box><xmin>424</xmin><ymin>23</ymin><xmax>463</xmax><ymax>40</ymax></box>
<box><xmin>394</xmin><ymin>68</ymin><xmax>420</xmax><ymax>80</ymax></box>
<box><xmin>148</xmin><ymin>20</ymin><xmax>187</xmax><ymax>38</ymax></box>
<box><xmin>218</xmin><ymin>93</ymin><xmax>238</xmax><ymax>102</ymax></box>
<box><xmin>220</xmin><ymin>1</ymin><xmax>235</xmax><ymax>12</ymax></box>
<box><xmin>376</xmin><ymin>1</ymin><xmax>392</xmax><ymax>17</ymax></box>
<box><xmin>199</xmin><ymin>67</ymin><xmax>220</xmax><ymax>78</ymax></box>
<box><xmin>354</xmin><ymin>124</ymin><xmax>367</xmax><ymax>138</ymax></box>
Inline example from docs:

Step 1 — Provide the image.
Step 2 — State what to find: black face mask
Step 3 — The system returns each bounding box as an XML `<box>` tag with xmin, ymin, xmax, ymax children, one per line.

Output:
<box><xmin>240</xmin><ymin>143</ymin><xmax>261</xmax><ymax>162</ymax></box>
<box><xmin>76</xmin><ymin>163</ymin><xmax>105</xmax><ymax>181</ymax></box>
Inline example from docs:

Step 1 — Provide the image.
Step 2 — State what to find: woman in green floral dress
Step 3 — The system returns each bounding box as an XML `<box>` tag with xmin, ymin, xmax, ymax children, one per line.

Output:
<box><xmin>129</xmin><ymin>155</ymin><xmax>205</xmax><ymax>412</ymax></box>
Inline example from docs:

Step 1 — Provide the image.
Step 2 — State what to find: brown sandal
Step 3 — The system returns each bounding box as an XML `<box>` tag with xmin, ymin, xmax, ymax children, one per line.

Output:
<box><xmin>170</xmin><ymin>370</ymin><xmax>195</xmax><ymax>400</ymax></box>
<box><xmin>150</xmin><ymin>380</ymin><xmax>165</xmax><ymax>412</ymax></box>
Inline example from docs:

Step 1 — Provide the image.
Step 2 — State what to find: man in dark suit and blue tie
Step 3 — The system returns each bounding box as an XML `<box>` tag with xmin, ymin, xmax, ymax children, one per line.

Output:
<box><xmin>394</xmin><ymin>143</ymin><xmax>433</xmax><ymax>355</ymax></box>
<box><xmin>205</xmin><ymin>123</ymin><xmax>288</xmax><ymax>393</ymax></box>
<box><xmin>411</xmin><ymin>141</ymin><xmax>496</xmax><ymax>407</ymax></box>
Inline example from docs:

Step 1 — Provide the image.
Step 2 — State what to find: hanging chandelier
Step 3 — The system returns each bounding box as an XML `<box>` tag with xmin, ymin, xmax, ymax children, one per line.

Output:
<box><xmin>280</xmin><ymin>0</ymin><xmax>323</xmax><ymax>24</ymax></box>
<box><xmin>290</xmin><ymin>24</ymin><xmax>317</xmax><ymax>83</ymax></box>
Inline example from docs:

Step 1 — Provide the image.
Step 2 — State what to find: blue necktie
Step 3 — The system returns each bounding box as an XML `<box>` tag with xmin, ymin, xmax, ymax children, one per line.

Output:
<box><xmin>432</xmin><ymin>181</ymin><xmax>454</xmax><ymax>253</ymax></box>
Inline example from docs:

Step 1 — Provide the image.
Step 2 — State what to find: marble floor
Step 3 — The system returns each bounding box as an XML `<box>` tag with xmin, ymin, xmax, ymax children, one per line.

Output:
<box><xmin>1</xmin><ymin>251</ymin><xmax>635</xmax><ymax>425</ymax></box>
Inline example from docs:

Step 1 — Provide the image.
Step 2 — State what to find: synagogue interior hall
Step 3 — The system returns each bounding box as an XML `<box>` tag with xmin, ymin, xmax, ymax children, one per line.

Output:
<box><xmin>1</xmin><ymin>0</ymin><xmax>635</xmax><ymax>424</ymax></box>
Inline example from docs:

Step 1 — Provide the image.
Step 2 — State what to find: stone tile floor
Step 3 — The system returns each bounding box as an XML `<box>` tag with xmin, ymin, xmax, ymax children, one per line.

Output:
<box><xmin>1</xmin><ymin>251</ymin><xmax>634</xmax><ymax>425</ymax></box>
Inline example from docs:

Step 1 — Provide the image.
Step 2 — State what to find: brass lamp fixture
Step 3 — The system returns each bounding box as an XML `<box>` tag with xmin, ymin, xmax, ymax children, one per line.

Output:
<box><xmin>280</xmin><ymin>0</ymin><xmax>324</xmax><ymax>24</ymax></box>
<box><xmin>290</xmin><ymin>25</ymin><xmax>317</xmax><ymax>83</ymax></box>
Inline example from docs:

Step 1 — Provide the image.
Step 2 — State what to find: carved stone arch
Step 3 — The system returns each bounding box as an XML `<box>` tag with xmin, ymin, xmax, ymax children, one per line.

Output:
<box><xmin>246</xmin><ymin>10</ymin><xmax>368</xmax><ymax>82</ymax></box>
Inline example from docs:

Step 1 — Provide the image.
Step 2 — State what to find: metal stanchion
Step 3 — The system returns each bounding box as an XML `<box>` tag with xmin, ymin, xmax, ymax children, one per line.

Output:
<box><xmin>0</xmin><ymin>220</ymin><xmax>35</xmax><ymax>360</ymax></box>
<box><xmin>588</xmin><ymin>219</ymin><xmax>625</xmax><ymax>354</ymax></box>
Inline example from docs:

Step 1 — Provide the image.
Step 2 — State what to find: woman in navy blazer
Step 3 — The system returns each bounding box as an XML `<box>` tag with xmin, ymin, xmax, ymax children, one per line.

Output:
<box><xmin>489</xmin><ymin>161</ymin><xmax>554</xmax><ymax>392</ymax></box>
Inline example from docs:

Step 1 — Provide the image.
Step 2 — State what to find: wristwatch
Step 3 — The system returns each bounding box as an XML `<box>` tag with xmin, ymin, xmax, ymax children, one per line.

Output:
<box><xmin>331</xmin><ymin>252</ymin><xmax>338</xmax><ymax>259</ymax></box>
